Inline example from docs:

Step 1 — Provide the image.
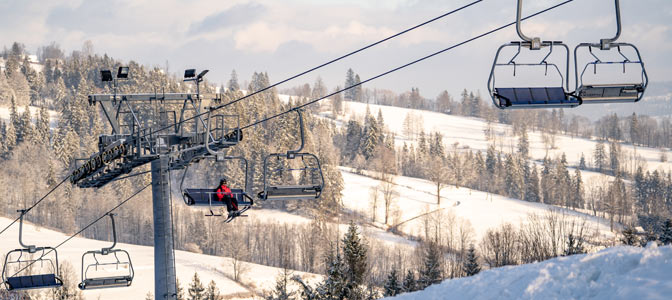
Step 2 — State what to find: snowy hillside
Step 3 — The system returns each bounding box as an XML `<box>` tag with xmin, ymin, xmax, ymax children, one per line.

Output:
<box><xmin>336</xmin><ymin>101</ymin><xmax>671</xmax><ymax>174</ymax></box>
<box><xmin>388</xmin><ymin>244</ymin><xmax>672</xmax><ymax>300</ymax></box>
<box><xmin>340</xmin><ymin>168</ymin><xmax>615</xmax><ymax>242</ymax></box>
<box><xmin>0</xmin><ymin>216</ymin><xmax>321</xmax><ymax>299</ymax></box>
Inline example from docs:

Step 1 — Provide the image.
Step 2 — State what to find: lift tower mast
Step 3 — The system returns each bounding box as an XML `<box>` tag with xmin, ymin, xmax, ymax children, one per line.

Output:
<box><xmin>70</xmin><ymin>68</ymin><xmax>241</xmax><ymax>299</ymax></box>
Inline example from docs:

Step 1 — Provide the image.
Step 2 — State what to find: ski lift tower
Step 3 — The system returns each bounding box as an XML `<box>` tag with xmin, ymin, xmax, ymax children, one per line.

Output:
<box><xmin>71</xmin><ymin>67</ymin><xmax>242</xmax><ymax>299</ymax></box>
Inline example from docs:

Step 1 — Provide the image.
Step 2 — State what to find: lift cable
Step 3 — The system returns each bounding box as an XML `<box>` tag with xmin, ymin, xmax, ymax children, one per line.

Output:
<box><xmin>0</xmin><ymin>176</ymin><xmax>70</xmax><ymax>237</ymax></box>
<box><xmin>239</xmin><ymin>0</ymin><xmax>577</xmax><ymax>131</ymax></box>
<box><xmin>2</xmin><ymin>183</ymin><xmax>151</xmax><ymax>284</ymax></box>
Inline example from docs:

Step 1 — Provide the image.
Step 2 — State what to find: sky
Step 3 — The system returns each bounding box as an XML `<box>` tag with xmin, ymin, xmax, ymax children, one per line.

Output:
<box><xmin>0</xmin><ymin>0</ymin><xmax>670</xmax><ymax>103</ymax></box>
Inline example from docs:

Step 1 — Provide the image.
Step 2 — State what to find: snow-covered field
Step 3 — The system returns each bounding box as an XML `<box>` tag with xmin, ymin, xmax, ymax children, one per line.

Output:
<box><xmin>0</xmin><ymin>216</ymin><xmax>321</xmax><ymax>299</ymax></box>
<box><xmin>340</xmin><ymin>168</ymin><xmax>615</xmax><ymax>243</ymax></box>
<box><xmin>388</xmin><ymin>244</ymin><xmax>672</xmax><ymax>300</ymax></box>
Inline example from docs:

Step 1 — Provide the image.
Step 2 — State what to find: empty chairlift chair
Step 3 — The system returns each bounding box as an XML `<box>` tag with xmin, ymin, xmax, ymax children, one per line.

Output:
<box><xmin>79</xmin><ymin>213</ymin><xmax>134</xmax><ymax>290</ymax></box>
<box><xmin>2</xmin><ymin>210</ymin><xmax>63</xmax><ymax>291</ymax></box>
<box><xmin>574</xmin><ymin>0</ymin><xmax>648</xmax><ymax>103</ymax></box>
<box><xmin>258</xmin><ymin>109</ymin><xmax>324</xmax><ymax>201</ymax></box>
<box><xmin>488</xmin><ymin>0</ymin><xmax>580</xmax><ymax>109</ymax></box>
<box><xmin>181</xmin><ymin>155</ymin><xmax>254</xmax><ymax>217</ymax></box>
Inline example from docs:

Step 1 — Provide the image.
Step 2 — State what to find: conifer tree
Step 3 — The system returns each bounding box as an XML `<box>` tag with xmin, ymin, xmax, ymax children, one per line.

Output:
<box><xmin>524</xmin><ymin>164</ymin><xmax>540</xmax><ymax>203</ymax></box>
<box><xmin>4</xmin><ymin>120</ymin><xmax>17</xmax><ymax>152</ymax></box>
<box><xmin>661</xmin><ymin>219</ymin><xmax>672</xmax><ymax>245</ymax></box>
<box><xmin>228</xmin><ymin>69</ymin><xmax>239</xmax><ymax>91</ymax></box>
<box><xmin>268</xmin><ymin>268</ymin><xmax>293</xmax><ymax>300</ymax></box>
<box><xmin>344</xmin><ymin>68</ymin><xmax>356</xmax><ymax>100</ymax></box>
<box><xmin>320</xmin><ymin>250</ymin><xmax>347</xmax><ymax>300</ymax></box>
<box><xmin>418</xmin><ymin>241</ymin><xmax>442</xmax><ymax>289</ymax></box>
<box><xmin>402</xmin><ymin>270</ymin><xmax>417</xmax><ymax>293</ymax></box>
<box><xmin>177</xmin><ymin>278</ymin><xmax>185</xmax><ymax>300</ymax></box>
<box><xmin>621</xmin><ymin>226</ymin><xmax>640</xmax><ymax>246</ymax></box>
<box><xmin>563</xmin><ymin>233</ymin><xmax>586</xmax><ymax>255</ymax></box>
<box><xmin>188</xmin><ymin>272</ymin><xmax>206</xmax><ymax>300</ymax></box>
<box><xmin>579</xmin><ymin>153</ymin><xmax>587</xmax><ymax>170</ymax></box>
<box><xmin>518</xmin><ymin>129</ymin><xmax>529</xmax><ymax>159</ymax></box>
<box><xmin>342</xmin><ymin>222</ymin><xmax>368</xmax><ymax>287</ymax></box>
<box><xmin>383</xmin><ymin>268</ymin><xmax>402</xmax><ymax>297</ymax></box>
<box><xmin>18</xmin><ymin>104</ymin><xmax>34</xmax><ymax>143</ymax></box>
<box><xmin>462</xmin><ymin>244</ymin><xmax>481</xmax><ymax>276</ymax></box>
<box><xmin>594</xmin><ymin>141</ymin><xmax>607</xmax><ymax>173</ymax></box>
<box><xmin>572</xmin><ymin>168</ymin><xmax>585</xmax><ymax>209</ymax></box>
<box><xmin>36</xmin><ymin>105</ymin><xmax>50</xmax><ymax>145</ymax></box>
<box><xmin>145</xmin><ymin>292</ymin><xmax>154</xmax><ymax>300</ymax></box>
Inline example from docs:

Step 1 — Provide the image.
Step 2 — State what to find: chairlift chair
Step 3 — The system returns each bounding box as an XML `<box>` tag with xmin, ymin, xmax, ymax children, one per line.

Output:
<box><xmin>2</xmin><ymin>210</ymin><xmax>63</xmax><ymax>291</ymax></box>
<box><xmin>574</xmin><ymin>0</ymin><xmax>648</xmax><ymax>103</ymax></box>
<box><xmin>488</xmin><ymin>0</ymin><xmax>580</xmax><ymax>109</ymax></box>
<box><xmin>78</xmin><ymin>213</ymin><xmax>134</xmax><ymax>290</ymax></box>
<box><xmin>181</xmin><ymin>154</ymin><xmax>254</xmax><ymax>217</ymax></box>
<box><xmin>258</xmin><ymin>109</ymin><xmax>325</xmax><ymax>201</ymax></box>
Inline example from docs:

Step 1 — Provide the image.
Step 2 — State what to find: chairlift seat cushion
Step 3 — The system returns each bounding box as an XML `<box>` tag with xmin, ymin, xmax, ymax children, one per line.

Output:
<box><xmin>81</xmin><ymin>276</ymin><xmax>132</xmax><ymax>289</ymax></box>
<box><xmin>495</xmin><ymin>87</ymin><xmax>579</xmax><ymax>108</ymax></box>
<box><xmin>184</xmin><ymin>188</ymin><xmax>252</xmax><ymax>206</ymax></box>
<box><xmin>261</xmin><ymin>185</ymin><xmax>322</xmax><ymax>200</ymax></box>
<box><xmin>6</xmin><ymin>274</ymin><xmax>61</xmax><ymax>290</ymax></box>
<box><xmin>578</xmin><ymin>84</ymin><xmax>642</xmax><ymax>103</ymax></box>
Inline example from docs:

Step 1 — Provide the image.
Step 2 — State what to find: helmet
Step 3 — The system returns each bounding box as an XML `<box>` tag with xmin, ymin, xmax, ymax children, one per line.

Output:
<box><xmin>220</xmin><ymin>178</ymin><xmax>227</xmax><ymax>185</ymax></box>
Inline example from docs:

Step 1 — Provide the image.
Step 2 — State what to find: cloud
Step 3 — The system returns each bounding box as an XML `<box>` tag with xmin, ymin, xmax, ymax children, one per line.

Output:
<box><xmin>188</xmin><ymin>2</ymin><xmax>266</xmax><ymax>34</ymax></box>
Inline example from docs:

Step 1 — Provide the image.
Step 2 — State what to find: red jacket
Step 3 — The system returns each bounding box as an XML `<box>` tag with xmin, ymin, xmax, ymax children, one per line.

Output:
<box><xmin>216</xmin><ymin>184</ymin><xmax>232</xmax><ymax>201</ymax></box>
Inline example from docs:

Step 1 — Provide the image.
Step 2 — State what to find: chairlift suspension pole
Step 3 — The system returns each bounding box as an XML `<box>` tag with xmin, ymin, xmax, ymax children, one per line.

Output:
<box><xmin>151</xmin><ymin>156</ymin><xmax>177</xmax><ymax>299</ymax></box>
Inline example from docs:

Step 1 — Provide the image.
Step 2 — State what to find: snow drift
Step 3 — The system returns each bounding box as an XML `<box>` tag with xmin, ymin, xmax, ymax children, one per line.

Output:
<box><xmin>389</xmin><ymin>244</ymin><xmax>672</xmax><ymax>300</ymax></box>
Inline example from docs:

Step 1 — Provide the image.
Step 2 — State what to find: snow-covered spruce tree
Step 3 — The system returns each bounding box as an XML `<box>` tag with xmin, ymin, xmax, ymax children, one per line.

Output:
<box><xmin>320</xmin><ymin>250</ymin><xmax>347</xmax><ymax>300</ymax></box>
<box><xmin>205</xmin><ymin>280</ymin><xmax>223</xmax><ymax>300</ymax></box>
<box><xmin>661</xmin><ymin>219</ymin><xmax>672</xmax><ymax>245</ymax></box>
<box><xmin>417</xmin><ymin>241</ymin><xmax>442</xmax><ymax>289</ymax></box>
<box><xmin>383</xmin><ymin>268</ymin><xmax>402</xmax><ymax>297</ymax></box>
<box><xmin>524</xmin><ymin>164</ymin><xmax>541</xmax><ymax>203</ymax></box>
<box><xmin>462</xmin><ymin>244</ymin><xmax>481</xmax><ymax>276</ymax></box>
<box><xmin>563</xmin><ymin>233</ymin><xmax>586</xmax><ymax>256</ymax></box>
<box><xmin>621</xmin><ymin>226</ymin><xmax>640</xmax><ymax>246</ymax></box>
<box><xmin>342</xmin><ymin>222</ymin><xmax>368</xmax><ymax>298</ymax></box>
<box><xmin>402</xmin><ymin>270</ymin><xmax>417</xmax><ymax>293</ymax></box>
<box><xmin>188</xmin><ymin>272</ymin><xmax>206</xmax><ymax>300</ymax></box>
<box><xmin>177</xmin><ymin>278</ymin><xmax>185</xmax><ymax>300</ymax></box>
<box><xmin>145</xmin><ymin>292</ymin><xmax>154</xmax><ymax>300</ymax></box>
<box><xmin>267</xmin><ymin>268</ymin><xmax>294</xmax><ymax>300</ymax></box>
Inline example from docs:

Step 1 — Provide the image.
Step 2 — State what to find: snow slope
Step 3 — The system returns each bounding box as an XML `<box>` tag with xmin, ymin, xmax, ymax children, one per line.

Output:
<box><xmin>388</xmin><ymin>244</ymin><xmax>672</xmax><ymax>300</ymax></box>
<box><xmin>340</xmin><ymin>168</ymin><xmax>615</xmax><ymax>242</ymax></box>
<box><xmin>0</xmin><ymin>216</ymin><xmax>321</xmax><ymax>299</ymax></box>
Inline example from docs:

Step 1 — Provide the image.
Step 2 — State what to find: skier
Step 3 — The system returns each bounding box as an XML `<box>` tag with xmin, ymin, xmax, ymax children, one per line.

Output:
<box><xmin>215</xmin><ymin>178</ymin><xmax>238</xmax><ymax>215</ymax></box>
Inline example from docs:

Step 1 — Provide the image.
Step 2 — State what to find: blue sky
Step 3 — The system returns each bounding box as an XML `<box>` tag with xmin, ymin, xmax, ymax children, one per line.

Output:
<box><xmin>0</xmin><ymin>0</ymin><xmax>670</xmax><ymax>101</ymax></box>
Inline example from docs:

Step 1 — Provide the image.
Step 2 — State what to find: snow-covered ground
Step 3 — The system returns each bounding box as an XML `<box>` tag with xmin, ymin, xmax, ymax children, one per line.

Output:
<box><xmin>0</xmin><ymin>216</ymin><xmax>321</xmax><ymax>299</ymax></box>
<box><xmin>388</xmin><ymin>244</ymin><xmax>672</xmax><ymax>300</ymax></box>
<box><xmin>340</xmin><ymin>168</ymin><xmax>615</xmax><ymax>242</ymax></box>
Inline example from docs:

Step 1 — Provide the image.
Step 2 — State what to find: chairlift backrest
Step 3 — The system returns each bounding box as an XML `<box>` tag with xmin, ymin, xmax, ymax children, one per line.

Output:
<box><xmin>258</xmin><ymin>109</ymin><xmax>325</xmax><ymax>201</ymax></box>
<box><xmin>573</xmin><ymin>0</ymin><xmax>648</xmax><ymax>104</ymax></box>
<box><xmin>78</xmin><ymin>213</ymin><xmax>134</xmax><ymax>290</ymax></box>
<box><xmin>2</xmin><ymin>210</ymin><xmax>63</xmax><ymax>291</ymax></box>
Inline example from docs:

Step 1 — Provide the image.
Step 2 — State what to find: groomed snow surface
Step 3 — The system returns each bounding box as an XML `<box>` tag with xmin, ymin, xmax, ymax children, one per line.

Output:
<box><xmin>389</xmin><ymin>244</ymin><xmax>672</xmax><ymax>300</ymax></box>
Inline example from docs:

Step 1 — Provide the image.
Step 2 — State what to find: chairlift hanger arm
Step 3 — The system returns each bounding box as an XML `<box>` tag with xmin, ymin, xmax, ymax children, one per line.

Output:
<box><xmin>516</xmin><ymin>0</ymin><xmax>541</xmax><ymax>49</ymax></box>
<box><xmin>601</xmin><ymin>0</ymin><xmax>622</xmax><ymax>49</ymax></box>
